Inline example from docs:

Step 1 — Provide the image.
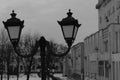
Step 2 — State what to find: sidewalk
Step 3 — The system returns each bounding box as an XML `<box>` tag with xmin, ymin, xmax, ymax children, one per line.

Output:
<box><xmin>53</xmin><ymin>73</ymin><xmax>82</xmax><ymax>80</ymax></box>
<box><xmin>54</xmin><ymin>73</ymin><xmax>67</xmax><ymax>80</ymax></box>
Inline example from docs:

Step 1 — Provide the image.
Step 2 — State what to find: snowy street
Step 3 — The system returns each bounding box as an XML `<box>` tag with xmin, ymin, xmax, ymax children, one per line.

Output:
<box><xmin>1</xmin><ymin>73</ymin><xmax>67</xmax><ymax>80</ymax></box>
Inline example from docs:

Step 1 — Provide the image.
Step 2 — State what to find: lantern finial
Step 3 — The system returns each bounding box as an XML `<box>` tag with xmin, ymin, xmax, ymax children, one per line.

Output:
<box><xmin>12</xmin><ymin>10</ymin><xmax>14</xmax><ymax>13</ymax></box>
<box><xmin>10</xmin><ymin>10</ymin><xmax>16</xmax><ymax>18</ymax></box>
<box><xmin>69</xmin><ymin>9</ymin><xmax>71</xmax><ymax>12</ymax></box>
<box><xmin>67</xmin><ymin>9</ymin><xmax>73</xmax><ymax>17</ymax></box>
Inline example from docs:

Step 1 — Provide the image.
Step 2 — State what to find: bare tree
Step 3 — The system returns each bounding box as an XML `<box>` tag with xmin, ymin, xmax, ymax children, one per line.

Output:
<box><xmin>18</xmin><ymin>32</ymin><xmax>41</xmax><ymax>80</ymax></box>
<box><xmin>0</xmin><ymin>28</ymin><xmax>9</xmax><ymax>80</ymax></box>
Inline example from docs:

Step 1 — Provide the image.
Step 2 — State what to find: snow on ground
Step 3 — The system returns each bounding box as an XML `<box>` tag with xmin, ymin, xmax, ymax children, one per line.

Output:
<box><xmin>2</xmin><ymin>73</ymin><xmax>66</xmax><ymax>80</ymax></box>
<box><xmin>54</xmin><ymin>74</ymin><xmax>67</xmax><ymax>80</ymax></box>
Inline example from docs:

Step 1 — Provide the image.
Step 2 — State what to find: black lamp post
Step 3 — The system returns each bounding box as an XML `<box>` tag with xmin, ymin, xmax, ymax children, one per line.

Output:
<box><xmin>3</xmin><ymin>10</ymin><xmax>24</xmax><ymax>48</ymax></box>
<box><xmin>58</xmin><ymin>9</ymin><xmax>81</xmax><ymax>47</ymax></box>
<box><xmin>3</xmin><ymin>9</ymin><xmax>81</xmax><ymax>80</ymax></box>
<box><xmin>50</xmin><ymin>9</ymin><xmax>81</xmax><ymax>57</ymax></box>
<box><xmin>3</xmin><ymin>11</ymin><xmax>36</xmax><ymax>58</ymax></box>
<box><xmin>3</xmin><ymin>10</ymin><xmax>24</xmax><ymax>80</ymax></box>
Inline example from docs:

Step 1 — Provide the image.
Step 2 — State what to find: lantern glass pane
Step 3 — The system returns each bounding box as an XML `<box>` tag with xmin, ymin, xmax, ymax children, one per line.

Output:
<box><xmin>8</xmin><ymin>26</ymin><xmax>20</xmax><ymax>39</ymax></box>
<box><xmin>73</xmin><ymin>26</ymin><xmax>78</xmax><ymax>39</ymax></box>
<box><xmin>62</xmin><ymin>25</ymin><xmax>74</xmax><ymax>38</ymax></box>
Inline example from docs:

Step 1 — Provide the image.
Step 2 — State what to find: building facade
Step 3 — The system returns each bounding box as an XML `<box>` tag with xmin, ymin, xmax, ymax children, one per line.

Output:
<box><xmin>71</xmin><ymin>42</ymin><xmax>84</xmax><ymax>77</ymax></box>
<box><xmin>84</xmin><ymin>0</ymin><xmax>120</xmax><ymax>80</ymax></box>
<box><xmin>84</xmin><ymin>22</ymin><xmax>120</xmax><ymax>80</ymax></box>
<box><xmin>63</xmin><ymin>42</ymin><xmax>84</xmax><ymax>80</ymax></box>
<box><xmin>96</xmin><ymin>0</ymin><xmax>120</xmax><ymax>80</ymax></box>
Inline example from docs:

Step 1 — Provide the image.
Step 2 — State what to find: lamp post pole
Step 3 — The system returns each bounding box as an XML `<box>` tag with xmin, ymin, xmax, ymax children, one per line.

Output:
<box><xmin>39</xmin><ymin>37</ymin><xmax>48</xmax><ymax>80</ymax></box>
<box><xmin>1</xmin><ymin>44</ymin><xmax>3</xmax><ymax>80</ymax></box>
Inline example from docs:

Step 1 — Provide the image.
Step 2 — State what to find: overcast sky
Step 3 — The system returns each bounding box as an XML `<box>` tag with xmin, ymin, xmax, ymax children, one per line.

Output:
<box><xmin>0</xmin><ymin>0</ymin><xmax>98</xmax><ymax>45</ymax></box>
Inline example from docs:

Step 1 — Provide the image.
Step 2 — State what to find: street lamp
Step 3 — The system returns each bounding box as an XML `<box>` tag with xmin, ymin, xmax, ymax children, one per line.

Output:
<box><xmin>49</xmin><ymin>9</ymin><xmax>81</xmax><ymax>57</ymax></box>
<box><xmin>3</xmin><ymin>10</ymin><xmax>24</xmax><ymax>80</ymax></box>
<box><xmin>3</xmin><ymin>9</ymin><xmax>81</xmax><ymax>80</ymax></box>
<box><xmin>3</xmin><ymin>10</ymin><xmax>24</xmax><ymax>48</ymax></box>
<box><xmin>58</xmin><ymin>9</ymin><xmax>81</xmax><ymax>47</ymax></box>
<box><xmin>2</xmin><ymin>11</ymin><xmax>39</xmax><ymax>80</ymax></box>
<box><xmin>3</xmin><ymin>11</ymin><xmax>34</xmax><ymax>58</ymax></box>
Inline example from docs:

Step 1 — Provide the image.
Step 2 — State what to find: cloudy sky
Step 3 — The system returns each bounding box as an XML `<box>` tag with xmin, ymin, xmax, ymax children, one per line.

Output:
<box><xmin>0</xmin><ymin>0</ymin><xmax>98</xmax><ymax>45</ymax></box>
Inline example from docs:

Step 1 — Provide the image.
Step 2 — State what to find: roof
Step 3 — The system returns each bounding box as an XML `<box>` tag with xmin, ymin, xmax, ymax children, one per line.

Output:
<box><xmin>96</xmin><ymin>0</ymin><xmax>105</xmax><ymax>9</ymax></box>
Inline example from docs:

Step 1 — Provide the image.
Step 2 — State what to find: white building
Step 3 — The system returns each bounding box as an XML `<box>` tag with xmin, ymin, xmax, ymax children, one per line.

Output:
<box><xmin>71</xmin><ymin>42</ymin><xmax>84</xmax><ymax>76</ymax></box>
<box><xmin>63</xmin><ymin>42</ymin><xmax>84</xmax><ymax>79</ymax></box>
<box><xmin>63</xmin><ymin>50</ymin><xmax>72</xmax><ymax>77</ymax></box>
<box><xmin>84</xmin><ymin>0</ymin><xmax>120</xmax><ymax>80</ymax></box>
<box><xmin>96</xmin><ymin>0</ymin><xmax>120</xmax><ymax>80</ymax></box>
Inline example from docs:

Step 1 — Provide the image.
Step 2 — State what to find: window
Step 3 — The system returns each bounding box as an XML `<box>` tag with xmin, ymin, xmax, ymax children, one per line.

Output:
<box><xmin>115</xmin><ymin>32</ymin><xmax>119</xmax><ymax>53</ymax></box>
<box><xmin>99</xmin><ymin>61</ymin><xmax>104</xmax><ymax>76</ymax></box>
<box><xmin>117</xmin><ymin>31</ymin><xmax>119</xmax><ymax>51</ymax></box>
<box><xmin>105</xmin><ymin>16</ymin><xmax>109</xmax><ymax>22</ymax></box>
<box><xmin>105</xmin><ymin>61</ymin><xmax>109</xmax><ymax>77</ymax></box>
<box><xmin>116</xmin><ymin>62</ymin><xmax>118</xmax><ymax>80</ymax></box>
<box><xmin>108</xmin><ymin>9</ymin><xmax>110</xmax><ymax>17</ymax></box>
<box><xmin>104</xmin><ymin>40</ymin><xmax>108</xmax><ymax>52</ymax></box>
<box><xmin>113</xmin><ymin>62</ymin><xmax>115</xmax><ymax>80</ymax></box>
<box><xmin>117</xmin><ymin>16</ymin><xmax>120</xmax><ymax>23</ymax></box>
<box><xmin>112</xmin><ymin>6</ymin><xmax>115</xmax><ymax>14</ymax></box>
